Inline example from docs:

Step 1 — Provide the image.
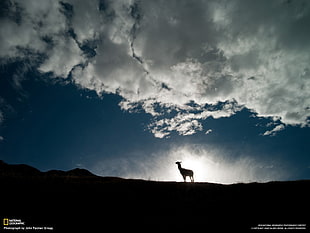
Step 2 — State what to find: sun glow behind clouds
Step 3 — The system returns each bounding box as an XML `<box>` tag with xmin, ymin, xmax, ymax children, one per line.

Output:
<box><xmin>93</xmin><ymin>144</ymin><xmax>288</xmax><ymax>184</ymax></box>
<box><xmin>165</xmin><ymin>145</ymin><xmax>288</xmax><ymax>184</ymax></box>
<box><xmin>167</xmin><ymin>148</ymin><xmax>244</xmax><ymax>183</ymax></box>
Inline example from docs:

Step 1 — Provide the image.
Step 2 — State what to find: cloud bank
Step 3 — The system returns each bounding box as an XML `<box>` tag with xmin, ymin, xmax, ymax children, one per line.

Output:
<box><xmin>1</xmin><ymin>0</ymin><xmax>309</xmax><ymax>137</ymax></box>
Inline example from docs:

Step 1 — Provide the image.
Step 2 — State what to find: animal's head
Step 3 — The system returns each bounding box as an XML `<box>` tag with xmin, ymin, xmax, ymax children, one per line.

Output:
<box><xmin>175</xmin><ymin>161</ymin><xmax>181</xmax><ymax>165</ymax></box>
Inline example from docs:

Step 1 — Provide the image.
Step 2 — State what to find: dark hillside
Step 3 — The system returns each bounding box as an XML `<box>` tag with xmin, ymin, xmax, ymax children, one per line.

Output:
<box><xmin>0</xmin><ymin>161</ymin><xmax>309</xmax><ymax>232</ymax></box>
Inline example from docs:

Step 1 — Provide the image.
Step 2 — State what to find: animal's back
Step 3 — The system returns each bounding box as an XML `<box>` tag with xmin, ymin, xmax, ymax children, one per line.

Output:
<box><xmin>183</xmin><ymin>168</ymin><xmax>193</xmax><ymax>176</ymax></box>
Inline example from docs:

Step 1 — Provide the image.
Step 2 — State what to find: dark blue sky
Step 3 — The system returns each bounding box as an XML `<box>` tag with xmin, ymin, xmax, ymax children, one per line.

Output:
<box><xmin>1</xmin><ymin>62</ymin><xmax>309</xmax><ymax>182</ymax></box>
<box><xmin>0</xmin><ymin>0</ymin><xmax>309</xmax><ymax>183</ymax></box>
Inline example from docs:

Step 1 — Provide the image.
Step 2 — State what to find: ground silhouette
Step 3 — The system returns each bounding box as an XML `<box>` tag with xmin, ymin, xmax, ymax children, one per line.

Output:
<box><xmin>1</xmin><ymin>161</ymin><xmax>309</xmax><ymax>232</ymax></box>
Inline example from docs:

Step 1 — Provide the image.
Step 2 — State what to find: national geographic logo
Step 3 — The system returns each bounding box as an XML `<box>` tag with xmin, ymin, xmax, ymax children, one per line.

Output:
<box><xmin>2</xmin><ymin>218</ymin><xmax>53</xmax><ymax>231</ymax></box>
<box><xmin>3</xmin><ymin>218</ymin><xmax>9</xmax><ymax>225</ymax></box>
<box><xmin>2</xmin><ymin>218</ymin><xmax>25</xmax><ymax>226</ymax></box>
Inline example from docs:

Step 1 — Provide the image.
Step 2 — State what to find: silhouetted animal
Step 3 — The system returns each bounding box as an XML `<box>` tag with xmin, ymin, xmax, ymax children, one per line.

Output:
<box><xmin>175</xmin><ymin>161</ymin><xmax>194</xmax><ymax>182</ymax></box>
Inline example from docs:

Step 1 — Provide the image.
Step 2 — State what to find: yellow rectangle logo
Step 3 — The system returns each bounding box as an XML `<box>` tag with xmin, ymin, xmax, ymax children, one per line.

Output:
<box><xmin>3</xmin><ymin>218</ymin><xmax>9</xmax><ymax>225</ymax></box>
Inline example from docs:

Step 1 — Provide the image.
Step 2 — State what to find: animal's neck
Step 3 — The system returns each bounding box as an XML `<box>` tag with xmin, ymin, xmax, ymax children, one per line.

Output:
<box><xmin>177</xmin><ymin>164</ymin><xmax>182</xmax><ymax>170</ymax></box>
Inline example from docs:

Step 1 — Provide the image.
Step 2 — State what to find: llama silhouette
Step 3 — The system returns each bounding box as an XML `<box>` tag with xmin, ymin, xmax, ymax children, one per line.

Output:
<box><xmin>175</xmin><ymin>161</ymin><xmax>194</xmax><ymax>182</ymax></box>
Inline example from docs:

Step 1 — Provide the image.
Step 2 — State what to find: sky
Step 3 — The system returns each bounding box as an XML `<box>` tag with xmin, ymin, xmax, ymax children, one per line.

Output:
<box><xmin>0</xmin><ymin>0</ymin><xmax>309</xmax><ymax>183</ymax></box>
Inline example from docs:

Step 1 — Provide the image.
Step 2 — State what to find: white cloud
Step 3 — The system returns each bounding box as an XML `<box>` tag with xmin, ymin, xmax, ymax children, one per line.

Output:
<box><xmin>0</xmin><ymin>18</ymin><xmax>45</xmax><ymax>59</ymax></box>
<box><xmin>1</xmin><ymin>0</ymin><xmax>309</xmax><ymax>137</ymax></box>
<box><xmin>263</xmin><ymin>124</ymin><xmax>285</xmax><ymax>137</ymax></box>
<box><xmin>205</xmin><ymin>129</ymin><xmax>213</xmax><ymax>135</ymax></box>
<box><xmin>0</xmin><ymin>0</ymin><xmax>66</xmax><ymax>60</ymax></box>
<box><xmin>149</xmin><ymin>118</ymin><xmax>203</xmax><ymax>138</ymax></box>
<box><xmin>38</xmin><ymin>37</ymin><xmax>85</xmax><ymax>77</ymax></box>
<box><xmin>65</xmin><ymin>0</ymin><xmax>102</xmax><ymax>43</ymax></box>
<box><xmin>211</xmin><ymin>0</ymin><xmax>310</xmax><ymax>127</ymax></box>
<box><xmin>148</xmin><ymin>100</ymin><xmax>243</xmax><ymax>138</ymax></box>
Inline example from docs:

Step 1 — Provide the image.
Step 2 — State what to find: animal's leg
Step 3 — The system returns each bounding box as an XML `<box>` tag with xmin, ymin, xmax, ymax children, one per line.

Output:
<box><xmin>183</xmin><ymin>175</ymin><xmax>186</xmax><ymax>182</ymax></box>
<box><xmin>191</xmin><ymin>176</ymin><xmax>194</xmax><ymax>182</ymax></box>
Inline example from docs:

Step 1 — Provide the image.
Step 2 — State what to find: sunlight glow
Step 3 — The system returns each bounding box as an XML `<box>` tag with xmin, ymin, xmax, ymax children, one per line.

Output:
<box><xmin>157</xmin><ymin>145</ymin><xmax>287</xmax><ymax>184</ymax></box>
<box><xmin>173</xmin><ymin>153</ymin><xmax>227</xmax><ymax>183</ymax></box>
<box><xmin>177</xmin><ymin>157</ymin><xmax>209</xmax><ymax>182</ymax></box>
<box><xmin>93</xmin><ymin>144</ymin><xmax>287</xmax><ymax>184</ymax></box>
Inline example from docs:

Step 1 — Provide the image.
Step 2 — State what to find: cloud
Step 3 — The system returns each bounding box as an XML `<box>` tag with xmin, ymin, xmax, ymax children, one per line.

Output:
<box><xmin>1</xmin><ymin>0</ymin><xmax>309</xmax><ymax>137</ymax></box>
<box><xmin>205</xmin><ymin>129</ymin><xmax>213</xmax><ymax>135</ymax></box>
<box><xmin>263</xmin><ymin>124</ymin><xmax>285</xmax><ymax>137</ymax></box>
<box><xmin>0</xmin><ymin>0</ymin><xmax>66</xmax><ymax>59</ymax></box>
<box><xmin>212</xmin><ymin>0</ymin><xmax>310</xmax><ymax>126</ymax></box>
<box><xmin>38</xmin><ymin>37</ymin><xmax>85</xmax><ymax>78</ymax></box>
<box><xmin>147</xmin><ymin>100</ymin><xmax>243</xmax><ymax>138</ymax></box>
